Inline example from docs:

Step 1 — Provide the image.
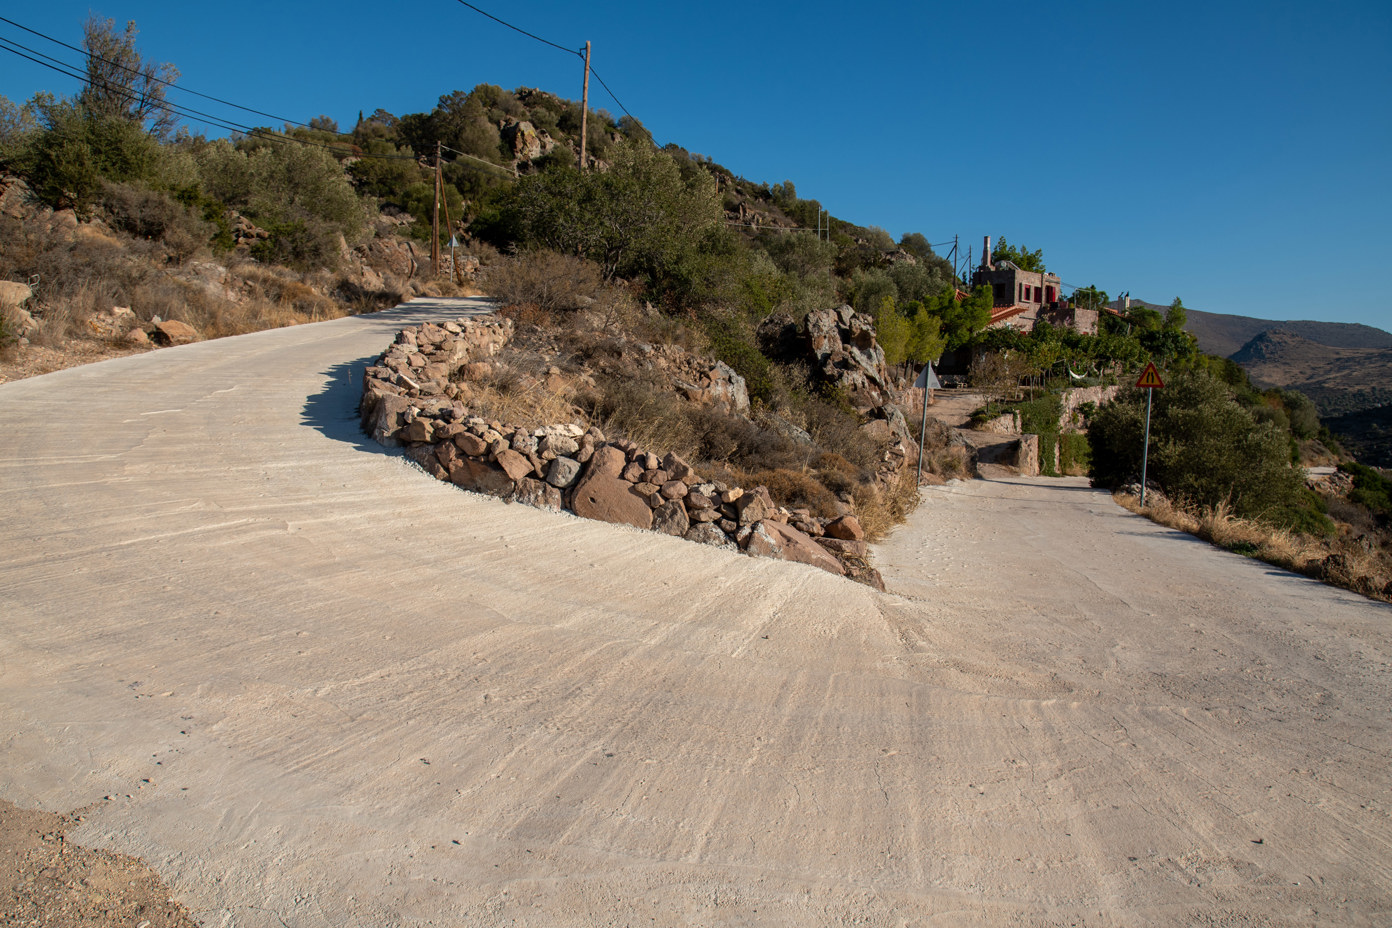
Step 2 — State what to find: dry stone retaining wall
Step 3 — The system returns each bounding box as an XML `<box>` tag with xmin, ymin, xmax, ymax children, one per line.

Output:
<box><xmin>1061</xmin><ymin>385</ymin><xmax>1122</xmax><ymax>432</ymax></box>
<box><xmin>359</xmin><ymin>316</ymin><xmax>883</xmax><ymax>588</ymax></box>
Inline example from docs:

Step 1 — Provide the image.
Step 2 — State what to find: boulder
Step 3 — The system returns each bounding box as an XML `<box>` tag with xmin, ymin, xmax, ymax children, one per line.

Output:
<box><xmin>742</xmin><ymin>520</ymin><xmax>846</xmax><ymax>577</ymax></box>
<box><xmin>685</xmin><ymin>489</ymin><xmax>716</xmax><ymax>512</ymax></box>
<box><xmin>545</xmin><ymin>455</ymin><xmax>582</xmax><ymax>489</ymax></box>
<box><xmin>369</xmin><ymin>394</ymin><xmax>412</xmax><ymax>446</ymax></box>
<box><xmin>586</xmin><ymin>445</ymin><xmax>628</xmax><ymax>478</ymax></box>
<box><xmin>685</xmin><ymin>523</ymin><xmax>738</xmax><ymax>550</ymax></box>
<box><xmin>435</xmin><ymin>441</ymin><xmax>464</xmax><ymax>473</ymax></box>
<box><xmin>817</xmin><ymin>537</ymin><xmax>868</xmax><ymax>558</ymax></box>
<box><xmin>494</xmin><ymin>448</ymin><xmax>535</xmax><ymax>482</ymax></box>
<box><xmin>824</xmin><ymin>515</ymin><xmax>865</xmax><ymax>541</ymax></box>
<box><xmin>662</xmin><ymin>453</ymin><xmax>696</xmax><ymax>482</ymax></box>
<box><xmin>652</xmin><ymin>499</ymin><xmax>690</xmax><ymax>536</ymax></box>
<box><xmin>501</xmin><ymin>118</ymin><xmax>551</xmax><ymax>162</ymax></box>
<box><xmin>454</xmin><ymin>432</ymin><xmax>488</xmax><ymax>456</ymax></box>
<box><xmin>571</xmin><ymin>470</ymin><xmax>654</xmax><ymax>530</ymax></box>
<box><xmin>735</xmin><ymin>486</ymin><xmax>774</xmax><ymax>526</ymax></box>
<box><xmin>796</xmin><ymin>305</ymin><xmax>894</xmax><ymax>411</ymax></box>
<box><xmin>2</xmin><ymin>305</ymin><xmax>39</xmax><ymax>339</ymax></box>
<box><xmin>152</xmin><ymin>319</ymin><xmax>198</xmax><ymax>346</ymax></box>
<box><xmin>510</xmin><ymin>477</ymin><xmax>563</xmax><ymax>511</ymax></box>
<box><xmin>0</xmin><ymin>280</ymin><xmax>33</xmax><ymax>307</ymax></box>
<box><xmin>449</xmin><ymin>458</ymin><xmax>515</xmax><ymax>496</ymax></box>
<box><xmin>401</xmin><ymin>417</ymin><xmax>435</xmax><ymax>443</ymax></box>
<box><xmin>538</xmin><ymin>433</ymin><xmax>579</xmax><ymax>458</ymax></box>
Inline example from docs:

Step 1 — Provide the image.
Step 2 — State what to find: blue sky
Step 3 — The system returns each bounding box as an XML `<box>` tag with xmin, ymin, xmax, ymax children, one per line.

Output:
<box><xmin>3</xmin><ymin>1</ymin><xmax>1390</xmax><ymax>330</ymax></box>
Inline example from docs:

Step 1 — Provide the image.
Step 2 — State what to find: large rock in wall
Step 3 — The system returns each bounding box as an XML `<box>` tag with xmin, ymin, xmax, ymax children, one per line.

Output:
<box><xmin>360</xmin><ymin>316</ymin><xmax>883</xmax><ymax>586</ymax></box>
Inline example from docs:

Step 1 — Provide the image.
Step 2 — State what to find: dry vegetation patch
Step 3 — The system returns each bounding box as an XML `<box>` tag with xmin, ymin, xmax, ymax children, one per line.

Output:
<box><xmin>1115</xmin><ymin>491</ymin><xmax>1392</xmax><ymax>602</ymax></box>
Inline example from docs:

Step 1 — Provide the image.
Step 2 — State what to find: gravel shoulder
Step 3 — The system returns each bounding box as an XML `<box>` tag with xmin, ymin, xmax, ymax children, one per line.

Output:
<box><xmin>2</xmin><ymin>301</ymin><xmax>1389</xmax><ymax>926</ymax></box>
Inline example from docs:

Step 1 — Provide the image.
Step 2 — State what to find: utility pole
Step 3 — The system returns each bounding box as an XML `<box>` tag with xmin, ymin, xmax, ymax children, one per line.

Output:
<box><xmin>578</xmin><ymin>40</ymin><xmax>592</xmax><ymax>171</ymax></box>
<box><xmin>431</xmin><ymin>140</ymin><xmax>441</xmax><ymax>278</ymax></box>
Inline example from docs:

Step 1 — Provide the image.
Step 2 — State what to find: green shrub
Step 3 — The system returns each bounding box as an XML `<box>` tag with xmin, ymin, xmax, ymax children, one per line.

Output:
<box><xmin>196</xmin><ymin>139</ymin><xmax>368</xmax><ymax>268</ymax></box>
<box><xmin>21</xmin><ymin>102</ymin><xmax>163</xmax><ymax>210</ymax></box>
<box><xmin>1089</xmin><ymin>370</ymin><xmax>1306</xmax><ymax>524</ymax></box>
<box><xmin>99</xmin><ymin>181</ymin><xmax>213</xmax><ymax>261</ymax></box>
<box><xmin>1341</xmin><ymin>462</ymin><xmax>1392</xmax><ymax>520</ymax></box>
<box><xmin>1059</xmin><ymin>433</ymin><xmax>1091</xmax><ymax>475</ymax></box>
<box><xmin>700</xmin><ymin>311</ymin><xmax>780</xmax><ymax>407</ymax></box>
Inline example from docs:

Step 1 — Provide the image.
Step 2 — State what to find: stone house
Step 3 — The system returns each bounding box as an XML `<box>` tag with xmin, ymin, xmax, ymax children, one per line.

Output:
<box><xmin>971</xmin><ymin>236</ymin><xmax>1099</xmax><ymax>336</ymax></box>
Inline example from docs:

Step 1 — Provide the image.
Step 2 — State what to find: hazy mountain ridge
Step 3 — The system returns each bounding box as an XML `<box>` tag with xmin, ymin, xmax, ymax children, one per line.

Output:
<box><xmin>1184</xmin><ymin>307</ymin><xmax>1392</xmax><ymax>358</ymax></box>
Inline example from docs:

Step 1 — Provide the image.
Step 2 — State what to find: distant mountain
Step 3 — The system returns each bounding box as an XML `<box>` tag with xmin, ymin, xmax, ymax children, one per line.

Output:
<box><xmin>1229</xmin><ymin>329</ymin><xmax>1392</xmax><ymax>417</ymax></box>
<box><xmin>1184</xmin><ymin>308</ymin><xmax>1392</xmax><ymax>358</ymax></box>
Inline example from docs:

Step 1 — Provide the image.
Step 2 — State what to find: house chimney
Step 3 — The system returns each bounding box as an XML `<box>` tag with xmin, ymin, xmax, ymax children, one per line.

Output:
<box><xmin>983</xmin><ymin>235</ymin><xmax>992</xmax><ymax>270</ymax></box>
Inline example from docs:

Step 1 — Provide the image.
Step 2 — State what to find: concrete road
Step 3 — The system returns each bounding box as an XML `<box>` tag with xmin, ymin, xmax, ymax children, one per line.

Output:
<box><xmin>2</xmin><ymin>299</ymin><xmax>1390</xmax><ymax>926</ymax></box>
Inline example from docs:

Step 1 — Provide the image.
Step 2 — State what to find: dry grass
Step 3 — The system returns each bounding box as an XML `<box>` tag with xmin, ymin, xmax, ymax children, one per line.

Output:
<box><xmin>463</xmin><ymin>359</ymin><xmax>585</xmax><ymax>432</ymax></box>
<box><xmin>855</xmin><ymin>466</ymin><xmax>923</xmax><ymax>542</ymax></box>
<box><xmin>1115</xmin><ymin>492</ymin><xmax>1392</xmax><ymax>603</ymax></box>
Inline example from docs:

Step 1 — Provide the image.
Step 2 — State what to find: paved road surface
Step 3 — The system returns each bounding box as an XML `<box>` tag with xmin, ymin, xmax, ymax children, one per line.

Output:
<box><xmin>2</xmin><ymin>299</ymin><xmax>1389</xmax><ymax>926</ymax></box>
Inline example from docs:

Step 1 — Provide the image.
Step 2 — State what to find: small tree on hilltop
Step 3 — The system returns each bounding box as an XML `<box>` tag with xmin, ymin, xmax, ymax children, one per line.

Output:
<box><xmin>80</xmin><ymin>16</ymin><xmax>179</xmax><ymax>139</ymax></box>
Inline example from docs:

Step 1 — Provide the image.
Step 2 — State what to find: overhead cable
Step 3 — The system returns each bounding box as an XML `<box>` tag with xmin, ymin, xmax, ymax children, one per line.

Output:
<box><xmin>588</xmin><ymin>68</ymin><xmax>632</xmax><ymax>120</ymax></box>
<box><xmin>448</xmin><ymin>0</ymin><xmax>580</xmax><ymax>58</ymax></box>
<box><xmin>0</xmin><ymin>14</ymin><xmax>315</xmax><ymax>131</ymax></box>
<box><xmin>0</xmin><ymin>37</ymin><xmax>423</xmax><ymax>164</ymax></box>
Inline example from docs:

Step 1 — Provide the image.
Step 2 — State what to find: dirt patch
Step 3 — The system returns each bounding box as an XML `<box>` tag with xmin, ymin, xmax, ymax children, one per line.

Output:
<box><xmin>0</xmin><ymin>799</ymin><xmax>196</xmax><ymax>927</ymax></box>
<box><xmin>0</xmin><ymin>339</ymin><xmax>151</xmax><ymax>385</ymax></box>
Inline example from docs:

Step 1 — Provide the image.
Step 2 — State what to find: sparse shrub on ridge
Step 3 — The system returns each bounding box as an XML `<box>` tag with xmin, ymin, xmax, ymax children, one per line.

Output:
<box><xmin>481</xmin><ymin>250</ymin><xmax>605</xmax><ymax>315</ymax></box>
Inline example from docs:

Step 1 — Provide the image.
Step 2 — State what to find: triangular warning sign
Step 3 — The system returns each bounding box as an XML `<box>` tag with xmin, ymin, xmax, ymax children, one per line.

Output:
<box><xmin>1135</xmin><ymin>362</ymin><xmax>1165</xmax><ymax>389</ymax></box>
<box><xmin>913</xmin><ymin>362</ymin><xmax>941</xmax><ymax>390</ymax></box>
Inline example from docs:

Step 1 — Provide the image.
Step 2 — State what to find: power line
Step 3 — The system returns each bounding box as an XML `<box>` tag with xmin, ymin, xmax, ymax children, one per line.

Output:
<box><xmin>443</xmin><ymin>2</ymin><xmax>634</xmax><ymax>120</ymax></box>
<box><xmin>439</xmin><ymin>143</ymin><xmax>517</xmax><ymax>178</ymax></box>
<box><xmin>0</xmin><ymin>37</ymin><xmax>425</xmax><ymax>165</ymax></box>
<box><xmin>588</xmin><ymin>67</ymin><xmax>632</xmax><ymax>120</ymax></box>
<box><xmin>447</xmin><ymin>0</ymin><xmax>581</xmax><ymax>58</ymax></box>
<box><xmin>0</xmin><ymin>14</ymin><xmax>316</xmax><ymax>131</ymax></box>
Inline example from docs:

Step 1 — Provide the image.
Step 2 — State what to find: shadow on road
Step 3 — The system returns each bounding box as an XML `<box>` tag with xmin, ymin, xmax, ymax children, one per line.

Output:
<box><xmin>301</xmin><ymin>356</ymin><xmax>389</xmax><ymax>452</ymax></box>
<box><xmin>299</xmin><ymin>298</ymin><xmax>495</xmax><ymax>450</ymax></box>
<box><xmin>971</xmin><ymin>476</ymin><xmax>1103</xmax><ymax>494</ymax></box>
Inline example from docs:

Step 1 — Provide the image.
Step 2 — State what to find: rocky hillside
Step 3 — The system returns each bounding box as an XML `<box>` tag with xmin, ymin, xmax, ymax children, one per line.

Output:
<box><xmin>1176</xmin><ymin>307</ymin><xmax>1392</xmax><ymax>465</ymax></box>
<box><xmin>1229</xmin><ymin>329</ymin><xmax>1392</xmax><ymax>416</ymax></box>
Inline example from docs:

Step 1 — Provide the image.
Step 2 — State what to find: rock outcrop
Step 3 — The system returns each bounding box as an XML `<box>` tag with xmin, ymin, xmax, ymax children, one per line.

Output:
<box><xmin>762</xmin><ymin>305</ymin><xmax>895</xmax><ymax>411</ymax></box>
<box><xmin>500</xmin><ymin>118</ymin><xmax>555</xmax><ymax>164</ymax></box>
<box><xmin>360</xmin><ymin>316</ymin><xmax>883</xmax><ymax>586</ymax></box>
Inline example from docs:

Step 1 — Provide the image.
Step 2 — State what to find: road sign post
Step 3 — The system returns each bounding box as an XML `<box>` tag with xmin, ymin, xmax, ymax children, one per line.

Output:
<box><xmin>1135</xmin><ymin>362</ymin><xmax>1165</xmax><ymax>507</ymax></box>
<box><xmin>913</xmin><ymin>362</ymin><xmax>941</xmax><ymax>487</ymax></box>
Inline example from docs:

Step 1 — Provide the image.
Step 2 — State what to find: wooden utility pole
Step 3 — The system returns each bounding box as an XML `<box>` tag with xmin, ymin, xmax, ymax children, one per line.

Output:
<box><xmin>431</xmin><ymin>140</ymin><xmax>442</xmax><ymax>277</ymax></box>
<box><xmin>578</xmin><ymin>40</ymin><xmax>591</xmax><ymax>171</ymax></box>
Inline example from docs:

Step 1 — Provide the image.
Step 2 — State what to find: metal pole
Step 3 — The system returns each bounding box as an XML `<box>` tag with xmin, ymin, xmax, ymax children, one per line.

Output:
<box><xmin>431</xmin><ymin>140</ymin><xmax>441</xmax><ymax>277</ymax></box>
<box><xmin>1140</xmin><ymin>386</ymin><xmax>1153</xmax><ymax>508</ymax></box>
<box><xmin>915</xmin><ymin>370</ymin><xmax>930</xmax><ymax>486</ymax></box>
